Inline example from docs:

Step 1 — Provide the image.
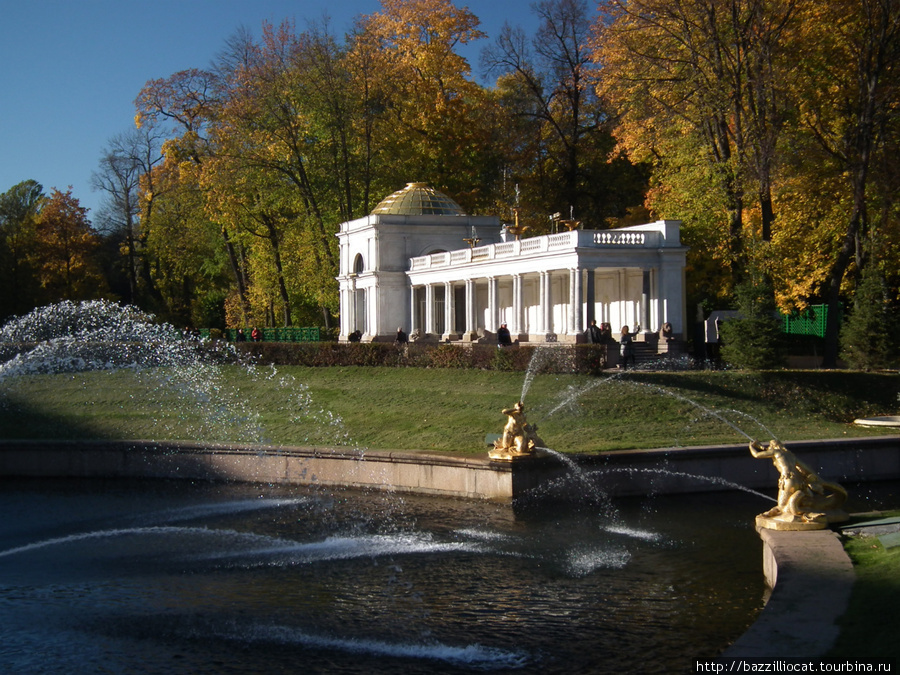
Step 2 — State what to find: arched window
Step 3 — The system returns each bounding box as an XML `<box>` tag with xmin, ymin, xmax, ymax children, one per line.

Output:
<box><xmin>353</xmin><ymin>254</ymin><xmax>364</xmax><ymax>275</ymax></box>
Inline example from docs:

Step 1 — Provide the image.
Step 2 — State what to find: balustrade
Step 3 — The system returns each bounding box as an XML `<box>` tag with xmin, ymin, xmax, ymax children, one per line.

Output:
<box><xmin>407</xmin><ymin>227</ymin><xmax>661</xmax><ymax>271</ymax></box>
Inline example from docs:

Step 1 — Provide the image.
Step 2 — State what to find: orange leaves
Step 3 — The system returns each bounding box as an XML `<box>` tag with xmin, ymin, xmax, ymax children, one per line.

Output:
<box><xmin>356</xmin><ymin>0</ymin><xmax>483</xmax><ymax>103</ymax></box>
<box><xmin>33</xmin><ymin>188</ymin><xmax>106</xmax><ymax>301</ymax></box>
<box><xmin>134</xmin><ymin>69</ymin><xmax>218</xmax><ymax>134</ymax></box>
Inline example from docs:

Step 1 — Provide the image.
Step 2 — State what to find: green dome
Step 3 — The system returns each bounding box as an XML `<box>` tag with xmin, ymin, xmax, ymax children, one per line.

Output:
<box><xmin>371</xmin><ymin>182</ymin><xmax>466</xmax><ymax>216</ymax></box>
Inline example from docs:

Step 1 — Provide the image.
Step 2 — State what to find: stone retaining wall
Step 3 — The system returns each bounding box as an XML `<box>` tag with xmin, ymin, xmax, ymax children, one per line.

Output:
<box><xmin>578</xmin><ymin>436</ymin><xmax>900</xmax><ymax>496</ymax></box>
<box><xmin>0</xmin><ymin>440</ymin><xmax>518</xmax><ymax>501</ymax></box>
<box><xmin>0</xmin><ymin>435</ymin><xmax>897</xmax><ymax>500</ymax></box>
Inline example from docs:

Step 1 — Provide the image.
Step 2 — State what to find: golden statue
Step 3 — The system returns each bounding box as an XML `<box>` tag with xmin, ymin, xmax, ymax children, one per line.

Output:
<box><xmin>506</xmin><ymin>208</ymin><xmax>529</xmax><ymax>240</ymax></box>
<box><xmin>489</xmin><ymin>401</ymin><xmax>545</xmax><ymax>461</ymax></box>
<box><xmin>749</xmin><ymin>440</ymin><xmax>848</xmax><ymax>530</ymax></box>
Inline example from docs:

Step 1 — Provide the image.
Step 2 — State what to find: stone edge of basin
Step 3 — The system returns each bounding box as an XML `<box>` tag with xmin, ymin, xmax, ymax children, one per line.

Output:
<box><xmin>722</xmin><ymin>527</ymin><xmax>855</xmax><ymax>660</ymax></box>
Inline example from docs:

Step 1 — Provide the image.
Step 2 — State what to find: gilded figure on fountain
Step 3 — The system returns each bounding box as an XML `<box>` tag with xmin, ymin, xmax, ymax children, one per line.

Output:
<box><xmin>489</xmin><ymin>401</ymin><xmax>545</xmax><ymax>461</ymax></box>
<box><xmin>749</xmin><ymin>439</ymin><xmax>848</xmax><ymax>530</ymax></box>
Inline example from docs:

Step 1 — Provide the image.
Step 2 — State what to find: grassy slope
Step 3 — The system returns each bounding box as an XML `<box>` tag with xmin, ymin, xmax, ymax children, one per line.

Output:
<box><xmin>0</xmin><ymin>366</ymin><xmax>897</xmax><ymax>453</ymax></box>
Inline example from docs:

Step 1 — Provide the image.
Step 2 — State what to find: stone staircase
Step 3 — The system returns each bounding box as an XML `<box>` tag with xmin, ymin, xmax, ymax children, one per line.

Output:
<box><xmin>611</xmin><ymin>338</ymin><xmax>687</xmax><ymax>368</ymax></box>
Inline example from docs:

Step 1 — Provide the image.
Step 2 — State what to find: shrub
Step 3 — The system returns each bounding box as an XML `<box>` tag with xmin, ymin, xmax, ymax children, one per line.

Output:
<box><xmin>231</xmin><ymin>341</ymin><xmax>612</xmax><ymax>373</ymax></box>
<box><xmin>490</xmin><ymin>346</ymin><xmax>516</xmax><ymax>371</ymax></box>
<box><xmin>426</xmin><ymin>344</ymin><xmax>474</xmax><ymax>368</ymax></box>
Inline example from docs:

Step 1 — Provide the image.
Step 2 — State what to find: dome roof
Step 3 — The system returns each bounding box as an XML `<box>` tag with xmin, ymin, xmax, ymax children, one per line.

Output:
<box><xmin>371</xmin><ymin>182</ymin><xmax>466</xmax><ymax>216</ymax></box>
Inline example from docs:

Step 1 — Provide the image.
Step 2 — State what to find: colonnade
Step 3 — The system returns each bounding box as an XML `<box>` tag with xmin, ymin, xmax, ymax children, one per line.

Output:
<box><xmin>409</xmin><ymin>267</ymin><xmax>655</xmax><ymax>342</ymax></box>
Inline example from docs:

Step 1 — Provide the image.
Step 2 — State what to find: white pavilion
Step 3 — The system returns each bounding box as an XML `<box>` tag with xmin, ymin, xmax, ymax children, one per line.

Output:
<box><xmin>336</xmin><ymin>183</ymin><xmax>688</xmax><ymax>348</ymax></box>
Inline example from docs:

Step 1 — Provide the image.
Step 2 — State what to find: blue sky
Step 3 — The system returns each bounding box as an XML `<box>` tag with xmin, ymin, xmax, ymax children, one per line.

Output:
<box><xmin>0</xmin><ymin>0</ymin><xmax>541</xmax><ymax>217</ymax></box>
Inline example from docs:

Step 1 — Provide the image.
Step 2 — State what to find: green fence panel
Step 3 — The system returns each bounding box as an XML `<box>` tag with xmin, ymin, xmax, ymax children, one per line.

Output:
<box><xmin>782</xmin><ymin>305</ymin><xmax>829</xmax><ymax>338</ymax></box>
<box><xmin>210</xmin><ymin>327</ymin><xmax>321</xmax><ymax>342</ymax></box>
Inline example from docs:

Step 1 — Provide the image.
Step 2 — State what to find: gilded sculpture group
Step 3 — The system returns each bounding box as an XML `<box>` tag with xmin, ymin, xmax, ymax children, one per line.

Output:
<box><xmin>488</xmin><ymin>401</ymin><xmax>848</xmax><ymax>530</ymax></box>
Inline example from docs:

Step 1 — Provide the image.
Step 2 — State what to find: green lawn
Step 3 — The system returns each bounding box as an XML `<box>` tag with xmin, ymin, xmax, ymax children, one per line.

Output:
<box><xmin>829</xmin><ymin>512</ymin><xmax>900</xmax><ymax>661</ymax></box>
<box><xmin>0</xmin><ymin>366</ymin><xmax>897</xmax><ymax>453</ymax></box>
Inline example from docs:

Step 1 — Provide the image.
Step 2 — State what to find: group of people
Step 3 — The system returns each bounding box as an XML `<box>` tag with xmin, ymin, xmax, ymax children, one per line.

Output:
<box><xmin>233</xmin><ymin>327</ymin><xmax>264</xmax><ymax>342</ymax></box>
<box><xmin>585</xmin><ymin>319</ymin><xmax>641</xmax><ymax>369</ymax></box>
<box><xmin>384</xmin><ymin>322</ymin><xmax>662</xmax><ymax>371</ymax></box>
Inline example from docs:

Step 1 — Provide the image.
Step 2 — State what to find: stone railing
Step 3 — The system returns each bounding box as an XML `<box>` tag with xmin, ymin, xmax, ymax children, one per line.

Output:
<box><xmin>409</xmin><ymin>227</ymin><xmax>663</xmax><ymax>271</ymax></box>
<box><xmin>594</xmin><ymin>231</ymin><xmax>647</xmax><ymax>246</ymax></box>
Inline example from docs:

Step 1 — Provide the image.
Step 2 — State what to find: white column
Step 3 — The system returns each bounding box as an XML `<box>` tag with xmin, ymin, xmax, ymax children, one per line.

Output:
<box><xmin>641</xmin><ymin>269</ymin><xmax>651</xmax><ymax>332</ymax></box>
<box><xmin>512</xmin><ymin>274</ymin><xmax>524</xmax><ymax>337</ymax></box>
<box><xmin>340</xmin><ymin>285</ymin><xmax>351</xmax><ymax>338</ymax></box>
<box><xmin>425</xmin><ymin>283</ymin><xmax>435</xmax><ymax>335</ymax></box>
<box><xmin>570</xmin><ymin>268</ymin><xmax>584</xmax><ymax>336</ymax></box>
<box><xmin>487</xmin><ymin>277</ymin><xmax>499</xmax><ymax>333</ymax></box>
<box><xmin>444</xmin><ymin>282</ymin><xmax>454</xmax><ymax>337</ymax></box>
<box><xmin>540</xmin><ymin>272</ymin><xmax>553</xmax><ymax>335</ymax></box>
<box><xmin>617</xmin><ymin>269</ymin><xmax>627</xmax><ymax>329</ymax></box>
<box><xmin>585</xmin><ymin>269</ymin><xmax>595</xmax><ymax>326</ymax></box>
<box><xmin>409</xmin><ymin>285</ymin><xmax>418</xmax><ymax>335</ymax></box>
<box><xmin>465</xmin><ymin>279</ymin><xmax>477</xmax><ymax>337</ymax></box>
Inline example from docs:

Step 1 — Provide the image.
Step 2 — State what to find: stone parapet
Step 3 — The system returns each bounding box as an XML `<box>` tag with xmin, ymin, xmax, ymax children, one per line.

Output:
<box><xmin>0</xmin><ymin>436</ymin><xmax>897</xmax><ymax>501</ymax></box>
<box><xmin>723</xmin><ymin>529</ymin><xmax>855</xmax><ymax>659</ymax></box>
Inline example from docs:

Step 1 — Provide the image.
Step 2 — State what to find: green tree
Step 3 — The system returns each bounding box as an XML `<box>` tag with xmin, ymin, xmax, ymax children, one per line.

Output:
<box><xmin>719</xmin><ymin>274</ymin><xmax>787</xmax><ymax>369</ymax></box>
<box><xmin>840</xmin><ymin>264</ymin><xmax>898</xmax><ymax>369</ymax></box>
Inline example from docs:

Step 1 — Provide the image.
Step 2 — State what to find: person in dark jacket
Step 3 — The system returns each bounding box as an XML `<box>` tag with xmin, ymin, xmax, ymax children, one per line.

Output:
<box><xmin>619</xmin><ymin>325</ymin><xmax>640</xmax><ymax>370</ymax></box>
<box><xmin>497</xmin><ymin>323</ymin><xmax>512</xmax><ymax>347</ymax></box>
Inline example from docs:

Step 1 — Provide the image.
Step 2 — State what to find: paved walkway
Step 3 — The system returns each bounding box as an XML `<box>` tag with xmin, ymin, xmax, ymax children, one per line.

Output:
<box><xmin>724</xmin><ymin>528</ymin><xmax>855</xmax><ymax>659</ymax></box>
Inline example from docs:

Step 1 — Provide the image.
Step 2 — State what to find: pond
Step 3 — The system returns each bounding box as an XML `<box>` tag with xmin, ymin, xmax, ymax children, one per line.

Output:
<box><xmin>0</xmin><ymin>477</ymin><xmax>779</xmax><ymax>674</ymax></box>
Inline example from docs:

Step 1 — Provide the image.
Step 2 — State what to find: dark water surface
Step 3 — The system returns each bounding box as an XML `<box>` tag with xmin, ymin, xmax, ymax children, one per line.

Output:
<box><xmin>0</xmin><ymin>476</ymin><xmax>856</xmax><ymax>674</ymax></box>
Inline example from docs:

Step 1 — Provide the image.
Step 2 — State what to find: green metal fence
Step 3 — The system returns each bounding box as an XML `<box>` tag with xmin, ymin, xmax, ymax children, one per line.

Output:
<box><xmin>201</xmin><ymin>327</ymin><xmax>321</xmax><ymax>342</ymax></box>
<box><xmin>782</xmin><ymin>304</ymin><xmax>831</xmax><ymax>339</ymax></box>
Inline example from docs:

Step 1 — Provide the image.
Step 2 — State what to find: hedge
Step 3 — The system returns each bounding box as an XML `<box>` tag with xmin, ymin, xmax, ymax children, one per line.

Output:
<box><xmin>232</xmin><ymin>341</ymin><xmax>610</xmax><ymax>374</ymax></box>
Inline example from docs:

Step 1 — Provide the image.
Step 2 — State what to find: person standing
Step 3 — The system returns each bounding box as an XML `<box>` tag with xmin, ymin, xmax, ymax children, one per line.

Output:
<box><xmin>585</xmin><ymin>319</ymin><xmax>602</xmax><ymax>344</ymax></box>
<box><xmin>497</xmin><ymin>323</ymin><xmax>512</xmax><ymax>347</ymax></box>
<box><xmin>619</xmin><ymin>325</ymin><xmax>640</xmax><ymax>370</ymax></box>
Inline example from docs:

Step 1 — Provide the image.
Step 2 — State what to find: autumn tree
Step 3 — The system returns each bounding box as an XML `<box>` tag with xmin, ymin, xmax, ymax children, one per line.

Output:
<box><xmin>350</xmin><ymin>0</ymin><xmax>500</xmax><ymax>210</ymax></box>
<box><xmin>0</xmin><ymin>180</ymin><xmax>44</xmax><ymax>319</ymax></box>
<box><xmin>201</xmin><ymin>157</ymin><xmax>299</xmax><ymax>327</ymax></box>
<box><xmin>140</xmin><ymin>155</ymin><xmax>232</xmax><ymax>327</ymax></box>
<box><xmin>592</xmin><ymin>0</ymin><xmax>800</xmax><ymax>297</ymax></box>
<box><xmin>32</xmin><ymin>188</ymin><xmax>106</xmax><ymax>303</ymax></box>
<box><xmin>209</xmin><ymin>21</ymin><xmax>345</xmax><ymax>326</ymax></box>
<box><xmin>483</xmin><ymin>0</ymin><xmax>646</xmax><ymax>228</ymax></box>
<box><xmin>133</xmin><ymin>67</ymin><xmax>248</xmax><ymax>319</ymax></box>
<box><xmin>788</xmin><ymin>0</ymin><xmax>900</xmax><ymax>366</ymax></box>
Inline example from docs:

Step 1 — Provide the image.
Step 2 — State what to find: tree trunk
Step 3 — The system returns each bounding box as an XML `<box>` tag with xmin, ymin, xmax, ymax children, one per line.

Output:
<box><xmin>264</xmin><ymin>218</ymin><xmax>292</xmax><ymax>327</ymax></box>
<box><xmin>221</xmin><ymin>225</ymin><xmax>250</xmax><ymax>325</ymax></box>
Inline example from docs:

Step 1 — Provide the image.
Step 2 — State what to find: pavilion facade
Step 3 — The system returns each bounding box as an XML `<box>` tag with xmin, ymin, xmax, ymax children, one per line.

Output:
<box><xmin>336</xmin><ymin>183</ymin><xmax>688</xmax><ymax>345</ymax></box>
